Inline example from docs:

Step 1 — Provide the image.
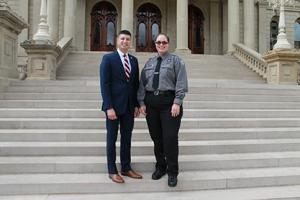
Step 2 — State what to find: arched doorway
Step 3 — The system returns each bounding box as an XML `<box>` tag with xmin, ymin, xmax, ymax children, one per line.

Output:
<box><xmin>90</xmin><ymin>1</ymin><xmax>117</xmax><ymax>51</ymax></box>
<box><xmin>270</xmin><ymin>16</ymin><xmax>279</xmax><ymax>50</ymax></box>
<box><xmin>188</xmin><ymin>5</ymin><xmax>204</xmax><ymax>54</ymax></box>
<box><xmin>136</xmin><ymin>3</ymin><xmax>161</xmax><ymax>52</ymax></box>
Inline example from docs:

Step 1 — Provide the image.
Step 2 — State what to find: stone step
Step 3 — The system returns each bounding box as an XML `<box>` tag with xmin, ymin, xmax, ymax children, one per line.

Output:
<box><xmin>2</xmin><ymin>185</ymin><xmax>300</xmax><ymax>200</ymax></box>
<box><xmin>2</xmin><ymin>100</ymin><xmax>300</xmax><ymax>109</ymax></box>
<box><xmin>0</xmin><ymin>118</ymin><xmax>300</xmax><ymax>129</ymax></box>
<box><xmin>1</xmin><ymin>108</ymin><xmax>300</xmax><ymax>118</ymax></box>
<box><xmin>1</xmin><ymin>128</ymin><xmax>300</xmax><ymax>142</ymax></box>
<box><xmin>9</xmin><ymin>80</ymin><xmax>98</xmax><ymax>87</ymax></box>
<box><xmin>2</xmin><ymin>127</ymin><xmax>300</xmax><ymax>142</ymax></box>
<box><xmin>57</xmin><ymin>53</ymin><xmax>263</xmax><ymax>81</ymax></box>
<box><xmin>1</xmin><ymin>167</ymin><xmax>300</xmax><ymax>195</ymax></box>
<box><xmin>4</xmin><ymin>85</ymin><xmax>300</xmax><ymax>96</ymax></box>
<box><xmin>7</xmin><ymin>83</ymin><xmax>300</xmax><ymax>95</ymax></box>
<box><xmin>1</xmin><ymin>118</ymin><xmax>300</xmax><ymax>129</ymax></box>
<box><xmin>3</xmin><ymin>92</ymin><xmax>300</xmax><ymax>102</ymax></box>
<box><xmin>1</xmin><ymin>152</ymin><xmax>300</xmax><ymax>174</ymax></box>
<box><xmin>1</xmin><ymin>139</ymin><xmax>300</xmax><ymax>156</ymax></box>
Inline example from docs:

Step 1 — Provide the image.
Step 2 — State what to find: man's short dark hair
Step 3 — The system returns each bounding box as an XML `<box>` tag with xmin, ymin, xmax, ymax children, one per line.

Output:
<box><xmin>118</xmin><ymin>30</ymin><xmax>131</xmax><ymax>37</ymax></box>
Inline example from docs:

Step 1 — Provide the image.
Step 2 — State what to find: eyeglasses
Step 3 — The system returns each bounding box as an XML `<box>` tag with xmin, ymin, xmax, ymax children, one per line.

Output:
<box><xmin>155</xmin><ymin>41</ymin><xmax>168</xmax><ymax>45</ymax></box>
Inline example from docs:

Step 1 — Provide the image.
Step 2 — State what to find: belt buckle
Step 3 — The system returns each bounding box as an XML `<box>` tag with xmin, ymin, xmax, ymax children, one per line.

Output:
<box><xmin>154</xmin><ymin>90</ymin><xmax>159</xmax><ymax>96</ymax></box>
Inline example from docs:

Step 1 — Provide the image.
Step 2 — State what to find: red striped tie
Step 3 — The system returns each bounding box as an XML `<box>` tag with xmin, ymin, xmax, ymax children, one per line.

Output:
<box><xmin>123</xmin><ymin>54</ymin><xmax>130</xmax><ymax>80</ymax></box>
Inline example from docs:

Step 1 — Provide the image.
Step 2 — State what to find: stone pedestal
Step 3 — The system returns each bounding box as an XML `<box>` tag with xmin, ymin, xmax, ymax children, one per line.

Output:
<box><xmin>0</xmin><ymin>3</ymin><xmax>27</xmax><ymax>80</ymax></box>
<box><xmin>21</xmin><ymin>40</ymin><xmax>60</xmax><ymax>80</ymax></box>
<box><xmin>263</xmin><ymin>49</ymin><xmax>300</xmax><ymax>85</ymax></box>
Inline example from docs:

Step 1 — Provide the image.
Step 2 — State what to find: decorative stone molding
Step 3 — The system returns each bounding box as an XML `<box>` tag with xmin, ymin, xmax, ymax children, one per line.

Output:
<box><xmin>263</xmin><ymin>49</ymin><xmax>300</xmax><ymax>85</ymax></box>
<box><xmin>0</xmin><ymin>1</ymin><xmax>27</xmax><ymax>80</ymax></box>
<box><xmin>21</xmin><ymin>40</ymin><xmax>61</xmax><ymax>80</ymax></box>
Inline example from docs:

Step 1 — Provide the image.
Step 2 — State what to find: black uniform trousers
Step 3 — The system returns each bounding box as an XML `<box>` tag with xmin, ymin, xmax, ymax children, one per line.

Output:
<box><xmin>106</xmin><ymin>106</ymin><xmax>134</xmax><ymax>174</ymax></box>
<box><xmin>145</xmin><ymin>91</ymin><xmax>183</xmax><ymax>176</ymax></box>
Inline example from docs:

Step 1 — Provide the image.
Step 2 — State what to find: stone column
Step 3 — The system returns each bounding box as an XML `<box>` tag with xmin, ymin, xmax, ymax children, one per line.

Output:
<box><xmin>17</xmin><ymin>0</ymin><xmax>29</xmax><ymax>66</ymax></box>
<box><xmin>121</xmin><ymin>0</ymin><xmax>134</xmax><ymax>50</ymax></box>
<box><xmin>121</xmin><ymin>0</ymin><xmax>133</xmax><ymax>34</ymax></box>
<box><xmin>64</xmin><ymin>0</ymin><xmax>77</xmax><ymax>40</ymax></box>
<box><xmin>258</xmin><ymin>2</ymin><xmax>267</xmax><ymax>53</ymax></box>
<box><xmin>175</xmin><ymin>0</ymin><xmax>190</xmax><ymax>53</ymax></box>
<box><xmin>244</xmin><ymin>0</ymin><xmax>255</xmax><ymax>50</ymax></box>
<box><xmin>210</xmin><ymin>0</ymin><xmax>221</xmax><ymax>55</ymax></box>
<box><xmin>47</xmin><ymin>0</ymin><xmax>59</xmax><ymax>43</ymax></box>
<box><xmin>227</xmin><ymin>0</ymin><xmax>239</xmax><ymax>53</ymax></box>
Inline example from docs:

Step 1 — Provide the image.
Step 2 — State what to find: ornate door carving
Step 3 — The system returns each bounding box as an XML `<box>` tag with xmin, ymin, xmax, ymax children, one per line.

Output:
<box><xmin>91</xmin><ymin>1</ymin><xmax>117</xmax><ymax>51</ymax></box>
<box><xmin>136</xmin><ymin>3</ymin><xmax>161</xmax><ymax>52</ymax></box>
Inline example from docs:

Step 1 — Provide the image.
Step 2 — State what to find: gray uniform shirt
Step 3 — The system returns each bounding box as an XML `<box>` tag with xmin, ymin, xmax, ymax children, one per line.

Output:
<box><xmin>137</xmin><ymin>52</ymin><xmax>188</xmax><ymax>106</ymax></box>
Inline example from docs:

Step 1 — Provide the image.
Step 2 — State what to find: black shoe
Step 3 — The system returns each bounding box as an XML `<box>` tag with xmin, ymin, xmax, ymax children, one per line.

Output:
<box><xmin>152</xmin><ymin>169</ymin><xmax>166</xmax><ymax>180</ymax></box>
<box><xmin>168</xmin><ymin>175</ymin><xmax>177</xmax><ymax>187</ymax></box>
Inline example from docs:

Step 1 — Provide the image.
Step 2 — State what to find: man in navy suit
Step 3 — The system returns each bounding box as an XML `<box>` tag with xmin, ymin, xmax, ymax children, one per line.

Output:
<box><xmin>100</xmin><ymin>30</ymin><xmax>142</xmax><ymax>183</ymax></box>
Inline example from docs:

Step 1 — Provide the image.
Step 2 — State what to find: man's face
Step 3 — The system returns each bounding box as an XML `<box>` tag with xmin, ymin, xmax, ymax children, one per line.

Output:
<box><xmin>117</xmin><ymin>34</ymin><xmax>131</xmax><ymax>52</ymax></box>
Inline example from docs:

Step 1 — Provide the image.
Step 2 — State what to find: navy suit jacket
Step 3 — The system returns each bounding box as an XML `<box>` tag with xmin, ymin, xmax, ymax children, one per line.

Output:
<box><xmin>100</xmin><ymin>51</ymin><xmax>139</xmax><ymax>115</ymax></box>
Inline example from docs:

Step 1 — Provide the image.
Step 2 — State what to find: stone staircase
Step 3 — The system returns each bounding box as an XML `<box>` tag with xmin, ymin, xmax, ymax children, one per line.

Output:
<box><xmin>1</xmin><ymin>52</ymin><xmax>300</xmax><ymax>199</ymax></box>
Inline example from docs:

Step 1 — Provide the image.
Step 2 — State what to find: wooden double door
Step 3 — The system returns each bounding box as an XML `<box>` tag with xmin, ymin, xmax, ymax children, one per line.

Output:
<box><xmin>90</xmin><ymin>1</ymin><xmax>117</xmax><ymax>51</ymax></box>
<box><xmin>188</xmin><ymin>5</ymin><xmax>205</xmax><ymax>54</ymax></box>
<box><xmin>136</xmin><ymin>3</ymin><xmax>161</xmax><ymax>52</ymax></box>
<box><xmin>90</xmin><ymin>2</ymin><xmax>205</xmax><ymax>54</ymax></box>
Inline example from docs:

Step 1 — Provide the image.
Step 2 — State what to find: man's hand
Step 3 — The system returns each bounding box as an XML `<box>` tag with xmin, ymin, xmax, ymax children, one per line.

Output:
<box><xmin>139</xmin><ymin>105</ymin><xmax>147</xmax><ymax>116</ymax></box>
<box><xmin>107</xmin><ymin>108</ymin><xmax>117</xmax><ymax>120</ymax></box>
<box><xmin>134</xmin><ymin>107</ymin><xmax>140</xmax><ymax>118</ymax></box>
<box><xmin>171</xmin><ymin>103</ymin><xmax>180</xmax><ymax>117</ymax></box>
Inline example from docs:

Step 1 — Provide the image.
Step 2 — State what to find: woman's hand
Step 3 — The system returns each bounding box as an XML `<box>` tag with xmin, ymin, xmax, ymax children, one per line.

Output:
<box><xmin>139</xmin><ymin>105</ymin><xmax>147</xmax><ymax>116</ymax></box>
<box><xmin>171</xmin><ymin>103</ymin><xmax>180</xmax><ymax>117</ymax></box>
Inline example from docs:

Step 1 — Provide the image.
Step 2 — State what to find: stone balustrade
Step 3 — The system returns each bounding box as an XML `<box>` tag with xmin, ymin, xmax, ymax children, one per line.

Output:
<box><xmin>233</xmin><ymin>43</ymin><xmax>267</xmax><ymax>80</ymax></box>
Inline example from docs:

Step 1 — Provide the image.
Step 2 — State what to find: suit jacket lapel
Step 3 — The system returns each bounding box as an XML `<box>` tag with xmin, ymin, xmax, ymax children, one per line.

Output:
<box><xmin>113</xmin><ymin>51</ymin><xmax>127</xmax><ymax>80</ymax></box>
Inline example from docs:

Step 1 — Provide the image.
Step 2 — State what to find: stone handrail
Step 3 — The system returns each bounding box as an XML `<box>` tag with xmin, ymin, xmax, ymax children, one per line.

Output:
<box><xmin>57</xmin><ymin>37</ymin><xmax>73</xmax><ymax>67</ymax></box>
<box><xmin>233</xmin><ymin>43</ymin><xmax>267</xmax><ymax>80</ymax></box>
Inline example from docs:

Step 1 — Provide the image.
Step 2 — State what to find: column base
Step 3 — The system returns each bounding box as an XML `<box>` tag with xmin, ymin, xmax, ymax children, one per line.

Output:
<box><xmin>174</xmin><ymin>48</ymin><xmax>191</xmax><ymax>55</ymax></box>
<box><xmin>21</xmin><ymin>40</ymin><xmax>60</xmax><ymax>80</ymax></box>
<box><xmin>262</xmin><ymin>49</ymin><xmax>300</xmax><ymax>85</ymax></box>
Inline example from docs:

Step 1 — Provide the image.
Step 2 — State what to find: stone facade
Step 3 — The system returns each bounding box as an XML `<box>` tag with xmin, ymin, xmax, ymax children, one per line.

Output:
<box><xmin>3</xmin><ymin>0</ymin><xmax>300</xmax><ymax>56</ymax></box>
<box><xmin>0</xmin><ymin>1</ymin><xmax>27</xmax><ymax>88</ymax></box>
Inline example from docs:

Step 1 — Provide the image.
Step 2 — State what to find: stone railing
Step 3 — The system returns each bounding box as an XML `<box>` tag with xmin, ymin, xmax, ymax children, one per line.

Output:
<box><xmin>57</xmin><ymin>37</ymin><xmax>73</xmax><ymax>67</ymax></box>
<box><xmin>233</xmin><ymin>43</ymin><xmax>267</xmax><ymax>80</ymax></box>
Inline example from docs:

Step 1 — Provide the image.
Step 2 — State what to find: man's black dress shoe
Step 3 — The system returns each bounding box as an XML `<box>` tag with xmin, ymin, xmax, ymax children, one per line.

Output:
<box><xmin>168</xmin><ymin>175</ymin><xmax>177</xmax><ymax>187</ymax></box>
<box><xmin>152</xmin><ymin>169</ymin><xmax>166</xmax><ymax>180</ymax></box>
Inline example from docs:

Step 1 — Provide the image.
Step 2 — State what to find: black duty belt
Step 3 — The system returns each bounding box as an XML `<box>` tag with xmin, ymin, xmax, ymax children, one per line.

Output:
<box><xmin>146</xmin><ymin>90</ymin><xmax>175</xmax><ymax>96</ymax></box>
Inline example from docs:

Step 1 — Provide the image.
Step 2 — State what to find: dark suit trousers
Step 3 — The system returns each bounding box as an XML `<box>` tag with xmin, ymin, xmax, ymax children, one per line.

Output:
<box><xmin>106</xmin><ymin>109</ymin><xmax>134</xmax><ymax>174</ymax></box>
<box><xmin>145</xmin><ymin>93</ymin><xmax>183</xmax><ymax>176</ymax></box>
